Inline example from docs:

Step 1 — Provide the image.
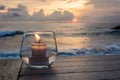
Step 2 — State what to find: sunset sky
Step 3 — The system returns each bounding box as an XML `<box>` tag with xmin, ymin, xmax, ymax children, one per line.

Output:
<box><xmin>0</xmin><ymin>0</ymin><xmax>120</xmax><ymax>23</ymax></box>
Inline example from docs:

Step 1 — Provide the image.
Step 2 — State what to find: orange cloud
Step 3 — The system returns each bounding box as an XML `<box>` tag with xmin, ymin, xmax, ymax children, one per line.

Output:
<box><xmin>0</xmin><ymin>0</ymin><xmax>93</xmax><ymax>17</ymax></box>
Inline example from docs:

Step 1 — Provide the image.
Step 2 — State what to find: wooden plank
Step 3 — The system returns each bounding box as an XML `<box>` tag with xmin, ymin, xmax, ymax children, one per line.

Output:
<box><xmin>0</xmin><ymin>60</ymin><xmax>7</xmax><ymax>66</ymax></box>
<box><xmin>19</xmin><ymin>55</ymin><xmax>120</xmax><ymax>80</ymax></box>
<box><xmin>52</xmin><ymin>60</ymin><xmax>120</xmax><ymax>67</ymax></box>
<box><xmin>56</xmin><ymin>55</ymin><xmax>120</xmax><ymax>62</ymax></box>
<box><xmin>19</xmin><ymin>71</ymin><xmax>120</xmax><ymax>80</ymax></box>
<box><xmin>20</xmin><ymin>55</ymin><xmax>120</xmax><ymax>75</ymax></box>
<box><xmin>21</xmin><ymin>55</ymin><xmax>120</xmax><ymax>68</ymax></box>
<box><xmin>0</xmin><ymin>59</ymin><xmax>22</xmax><ymax>80</ymax></box>
<box><xmin>20</xmin><ymin>64</ymin><xmax>120</xmax><ymax>75</ymax></box>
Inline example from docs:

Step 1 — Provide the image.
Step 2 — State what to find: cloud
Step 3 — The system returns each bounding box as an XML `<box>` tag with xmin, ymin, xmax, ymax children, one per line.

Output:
<box><xmin>0</xmin><ymin>0</ymin><xmax>92</xmax><ymax>17</ymax></box>
<box><xmin>0</xmin><ymin>4</ymin><xmax>74</xmax><ymax>21</ymax></box>
<box><xmin>90</xmin><ymin>0</ymin><xmax>120</xmax><ymax>8</ymax></box>
<box><xmin>40</xmin><ymin>0</ymin><xmax>46</xmax><ymax>2</ymax></box>
<box><xmin>0</xmin><ymin>4</ymin><xmax>29</xmax><ymax>21</ymax></box>
<box><xmin>33</xmin><ymin>9</ymin><xmax>44</xmax><ymax>17</ymax></box>
<box><xmin>8</xmin><ymin>13</ymin><xmax>21</xmax><ymax>17</ymax></box>
<box><xmin>32</xmin><ymin>9</ymin><xmax>73</xmax><ymax>21</ymax></box>
<box><xmin>47</xmin><ymin>10</ymin><xmax>73</xmax><ymax>21</ymax></box>
<box><xmin>1</xmin><ymin>0</ymin><xmax>119</xmax><ymax>23</ymax></box>
<box><xmin>81</xmin><ymin>0</ymin><xmax>120</xmax><ymax>23</ymax></box>
<box><xmin>7</xmin><ymin>4</ymin><xmax>27</xmax><ymax>12</ymax></box>
<box><xmin>0</xmin><ymin>4</ymin><xmax>5</xmax><ymax>10</ymax></box>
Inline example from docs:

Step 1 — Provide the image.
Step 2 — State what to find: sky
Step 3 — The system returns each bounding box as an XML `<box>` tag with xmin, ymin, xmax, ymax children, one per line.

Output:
<box><xmin>0</xmin><ymin>0</ymin><xmax>120</xmax><ymax>23</ymax></box>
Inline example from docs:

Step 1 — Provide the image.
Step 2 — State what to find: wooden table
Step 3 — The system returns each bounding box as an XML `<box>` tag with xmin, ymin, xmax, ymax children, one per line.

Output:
<box><xmin>0</xmin><ymin>59</ymin><xmax>22</xmax><ymax>80</ymax></box>
<box><xmin>18</xmin><ymin>55</ymin><xmax>120</xmax><ymax>80</ymax></box>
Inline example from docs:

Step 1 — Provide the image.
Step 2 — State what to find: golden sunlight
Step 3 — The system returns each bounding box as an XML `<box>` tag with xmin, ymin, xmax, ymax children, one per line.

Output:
<box><xmin>57</xmin><ymin>37</ymin><xmax>90</xmax><ymax>49</ymax></box>
<box><xmin>72</xmin><ymin>18</ymin><xmax>78</xmax><ymax>22</ymax></box>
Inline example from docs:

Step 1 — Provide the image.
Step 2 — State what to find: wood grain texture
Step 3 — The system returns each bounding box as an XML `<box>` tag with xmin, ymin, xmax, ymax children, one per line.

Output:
<box><xmin>19</xmin><ymin>55</ymin><xmax>120</xmax><ymax>80</ymax></box>
<box><xmin>19</xmin><ymin>71</ymin><xmax>120</xmax><ymax>80</ymax></box>
<box><xmin>0</xmin><ymin>59</ymin><xmax>22</xmax><ymax>80</ymax></box>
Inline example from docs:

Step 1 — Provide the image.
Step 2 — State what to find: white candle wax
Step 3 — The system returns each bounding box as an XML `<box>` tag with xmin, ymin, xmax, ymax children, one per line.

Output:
<box><xmin>29</xmin><ymin>33</ymin><xmax>49</xmax><ymax>66</ymax></box>
<box><xmin>29</xmin><ymin>42</ymin><xmax>48</xmax><ymax>65</ymax></box>
<box><xmin>31</xmin><ymin>42</ymin><xmax>47</xmax><ymax>57</ymax></box>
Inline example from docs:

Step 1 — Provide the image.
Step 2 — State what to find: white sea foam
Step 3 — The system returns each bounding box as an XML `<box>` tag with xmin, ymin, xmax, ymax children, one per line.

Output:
<box><xmin>0</xmin><ymin>31</ymin><xmax>23</xmax><ymax>37</ymax></box>
<box><xmin>0</xmin><ymin>43</ymin><xmax>120</xmax><ymax>59</ymax></box>
<box><xmin>0</xmin><ymin>31</ymin><xmax>16</xmax><ymax>37</ymax></box>
<box><xmin>58</xmin><ymin>43</ymin><xmax>120</xmax><ymax>56</ymax></box>
<box><xmin>0</xmin><ymin>50</ymin><xmax>20</xmax><ymax>59</ymax></box>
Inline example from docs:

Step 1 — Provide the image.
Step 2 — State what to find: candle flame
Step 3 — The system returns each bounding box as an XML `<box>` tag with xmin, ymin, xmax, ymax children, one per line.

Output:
<box><xmin>34</xmin><ymin>33</ymin><xmax>41</xmax><ymax>43</ymax></box>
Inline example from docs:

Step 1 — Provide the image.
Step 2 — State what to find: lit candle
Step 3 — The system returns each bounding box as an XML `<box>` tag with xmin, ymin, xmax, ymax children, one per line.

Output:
<box><xmin>29</xmin><ymin>33</ymin><xmax>48</xmax><ymax>65</ymax></box>
<box><xmin>31</xmin><ymin>33</ymin><xmax>46</xmax><ymax>57</ymax></box>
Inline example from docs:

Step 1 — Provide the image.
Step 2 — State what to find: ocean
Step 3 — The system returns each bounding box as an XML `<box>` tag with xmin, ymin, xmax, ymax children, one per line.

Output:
<box><xmin>0</xmin><ymin>22</ymin><xmax>120</xmax><ymax>59</ymax></box>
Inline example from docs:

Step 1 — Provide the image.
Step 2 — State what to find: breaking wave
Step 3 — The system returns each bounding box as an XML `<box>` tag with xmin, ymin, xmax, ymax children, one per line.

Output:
<box><xmin>0</xmin><ymin>31</ymin><xmax>24</xmax><ymax>38</ymax></box>
<box><xmin>0</xmin><ymin>50</ymin><xmax>20</xmax><ymax>59</ymax></box>
<box><xmin>58</xmin><ymin>44</ymin><xmax>120</xmax><ymax>56</ymax></box>
<box><xmin>0</xmin><ymin>43</ymin><xmax>120</xmax><ymax>59</ymax></box>
<box><xmin>0</xmin><ymin>29</ymin><xmax>120</xmax><ymax>38</ymax></box>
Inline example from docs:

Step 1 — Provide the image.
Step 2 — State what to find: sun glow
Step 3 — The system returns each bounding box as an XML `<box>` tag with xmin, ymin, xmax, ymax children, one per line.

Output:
<box><xmin>72</xmin><ymin>18</ymin><xmax>78</xmax><ymax>23</ymax></box>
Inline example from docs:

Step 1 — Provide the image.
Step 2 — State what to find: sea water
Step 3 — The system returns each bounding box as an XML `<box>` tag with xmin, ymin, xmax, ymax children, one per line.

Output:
<box><xmin>0</xmin><ymin>22</ymin><xmax>120</xmax><ymax>59</ymax></box>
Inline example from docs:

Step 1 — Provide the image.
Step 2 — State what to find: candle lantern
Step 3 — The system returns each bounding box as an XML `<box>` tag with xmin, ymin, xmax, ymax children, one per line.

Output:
<box><xmin>20</xmin><ymin>31</ymin><xmax>58</xmax><ymax>69</ymax></box>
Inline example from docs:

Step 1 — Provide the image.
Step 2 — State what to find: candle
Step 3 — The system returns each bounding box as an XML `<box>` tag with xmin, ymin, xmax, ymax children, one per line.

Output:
<box><xmin>31</xmin><ymin>33</ymin><xmax>46</xmax><ymax>57</ymax></box>
<box><xmin>29</xmin><ymin>57</ymin><xmax>48</xmax><ymax>65</ymax></box>
<box><xmin>31</xmin><ymin>42</ymin><xmax>47</xmax><ymax>57</ymax></box>
<box><xmin>29</xmin><ymin>33</ymin><xmax>48</xmax><ymax>65</ymax></box>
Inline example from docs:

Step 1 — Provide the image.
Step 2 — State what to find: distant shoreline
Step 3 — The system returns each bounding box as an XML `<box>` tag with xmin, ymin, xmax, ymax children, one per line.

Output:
<box><xmin>112</xmin><ymin>25</ymin><xmax>120</xmax><ymax>30</ymax></box>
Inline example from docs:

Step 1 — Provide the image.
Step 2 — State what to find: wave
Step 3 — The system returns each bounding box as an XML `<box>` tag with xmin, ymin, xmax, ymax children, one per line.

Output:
<box><xmin>0</xmin><ymin>31</ymin><xmax>24</xmax><ymax>38</ymax></box>
<box><xmin>56</xmin><ymin>29</ymin><xmax>120</xmax><ymax>37</ymax></box>
<box><xmin>58</xmin><ymin>44</ymin><xmax>120</xmax><ymax>56</ymax></box>
<box><xmin>0</xmin><ymin>44</ymin><xmax>120</xmax><ymax>59</ymax></box>
<box><xmin>74</xmin><ymin>30</ymin><xmax>120</xmax><ymax>36</ymax></box>
<box><xmin>0</xmin><ymin>50</ymin><xmax>20</xmax><ymax>59</ymax></box>
<box><xmin>0</xmin><ymin>29</ymin><xmax>120</xmax><ymax>38</ymax></box>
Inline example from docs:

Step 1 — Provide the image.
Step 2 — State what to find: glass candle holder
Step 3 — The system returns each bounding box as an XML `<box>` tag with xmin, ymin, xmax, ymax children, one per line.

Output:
<box><xmin>19</xmin><ymin>31</ymin><xmax>58</xmax><ymax>69</ymax></box>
